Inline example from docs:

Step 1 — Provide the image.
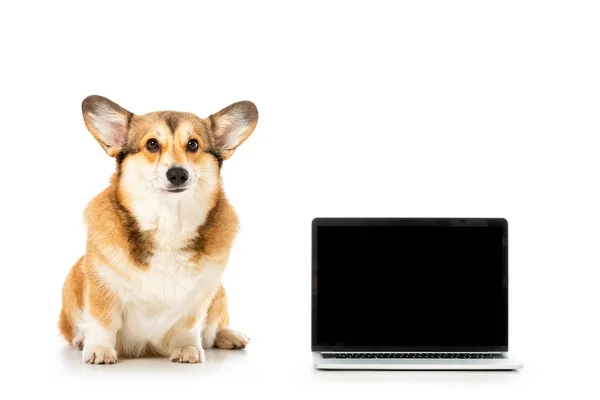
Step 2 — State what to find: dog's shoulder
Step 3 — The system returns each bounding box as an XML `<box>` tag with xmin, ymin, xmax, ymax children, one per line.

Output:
<box><xmin>83</xmin><ymin>184</ymin><xmax>119</xmax><ymax>232</ymax></box>
<box><xmin>83</xmin><ymin>183</ymin><xmax>153</xmax><ymax>265</ymax></box>
<box><xmin>186</xmin><ymin>188</ymin><xmax>240</xmax><ymax>260</ymax></box>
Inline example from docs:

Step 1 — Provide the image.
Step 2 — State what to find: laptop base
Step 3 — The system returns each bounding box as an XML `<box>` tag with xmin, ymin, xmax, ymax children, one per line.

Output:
<box><xmin>312</xmin><ymin>352</ymin><xmax>523</xmax><ymax>370</ymax></box>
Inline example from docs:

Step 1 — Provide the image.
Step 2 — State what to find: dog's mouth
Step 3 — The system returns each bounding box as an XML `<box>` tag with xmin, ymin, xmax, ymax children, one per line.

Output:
<box><xmin>165</xmin><ymin>187</ymin><xmax>188</xmax><ymax>193</ymax></box>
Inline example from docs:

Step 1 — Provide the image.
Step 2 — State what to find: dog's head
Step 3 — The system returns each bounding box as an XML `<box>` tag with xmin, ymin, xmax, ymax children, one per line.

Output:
<box><xmin>81</xmin><ymin>95</ymin><xmax>258</xmax><ymax>201</ymax></box>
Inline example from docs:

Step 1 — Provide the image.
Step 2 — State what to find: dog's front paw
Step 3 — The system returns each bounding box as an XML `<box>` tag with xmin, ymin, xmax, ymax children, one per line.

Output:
<box><xmin>170</xmin><ymin>346</ymin><xmax>204</xmax><ymax>364</ymax></box>
<box><xmin>83</xmin><ymin>346</ymin><xmax>118</xmax><ymax>364</ymax></box>
<box><xmin>215</xmin><ymin>329</ymin><xmax>250</xmax><ymax>350</ymax></box>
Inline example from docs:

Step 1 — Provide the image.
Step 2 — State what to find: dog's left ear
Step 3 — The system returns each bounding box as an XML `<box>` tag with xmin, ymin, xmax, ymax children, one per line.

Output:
<box><xmin>209</xmin><ymin>100</ymin><xmax>258</xmax><ymax>160</ymax></box>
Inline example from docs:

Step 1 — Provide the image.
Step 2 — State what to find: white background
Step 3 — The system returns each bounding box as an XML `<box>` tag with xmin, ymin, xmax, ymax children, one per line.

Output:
<box><xmin>1</xmin><ymin>0</ymin><xmax>599</xmax><ymax>398</ymax></box>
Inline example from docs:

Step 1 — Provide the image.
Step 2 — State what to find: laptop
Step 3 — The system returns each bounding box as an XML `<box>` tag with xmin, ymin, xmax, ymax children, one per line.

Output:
<box><xmin>311</xmin><ymin>217</ymin><xmax>523</xmax><ymax>370</ymax></box>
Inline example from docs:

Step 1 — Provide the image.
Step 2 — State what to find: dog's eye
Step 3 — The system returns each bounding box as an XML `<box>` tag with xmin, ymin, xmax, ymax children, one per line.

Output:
<box><xmin>146</xmin><ymin>139</ymin><xmax>160</xmax><ymax>152</ymax></box>
<box><xmin>187</xmin><ymin>139</ymin><xmax>199</xmax><ymax>152</ymax></box>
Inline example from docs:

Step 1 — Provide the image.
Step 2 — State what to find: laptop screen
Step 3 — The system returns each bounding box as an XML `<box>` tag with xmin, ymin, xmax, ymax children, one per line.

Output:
<box><xmin>312</xmin><ymin>219</ymin><xmax>508</xmax><ymax>351</ymax></box>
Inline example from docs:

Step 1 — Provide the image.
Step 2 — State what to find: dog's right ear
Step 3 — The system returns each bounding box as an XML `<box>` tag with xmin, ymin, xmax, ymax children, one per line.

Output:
<box><xmin>81</xmin><ymin>95</ymin><xmax>133</xmax><ymax>157</ymax></box>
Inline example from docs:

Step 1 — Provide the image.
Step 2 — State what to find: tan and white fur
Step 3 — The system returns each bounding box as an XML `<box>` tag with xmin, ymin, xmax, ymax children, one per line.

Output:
<box><xmin>58</xmin><ymin>95</ymin><xmax>258</xmax><ymax>364</ymax></box>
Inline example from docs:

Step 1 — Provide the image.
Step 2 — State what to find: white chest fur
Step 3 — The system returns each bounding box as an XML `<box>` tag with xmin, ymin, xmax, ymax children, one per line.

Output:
<box><xmin>95</xmin><ymin>191</ymin><xmax>224</xmax><ymax>353</ymax></box>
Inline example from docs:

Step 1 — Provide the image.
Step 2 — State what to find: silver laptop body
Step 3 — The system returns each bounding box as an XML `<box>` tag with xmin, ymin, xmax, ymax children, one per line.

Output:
<box><xmin>311</xmin><ymin>218</ymin><xmax>523</xmax><ymax>371</ymax></box>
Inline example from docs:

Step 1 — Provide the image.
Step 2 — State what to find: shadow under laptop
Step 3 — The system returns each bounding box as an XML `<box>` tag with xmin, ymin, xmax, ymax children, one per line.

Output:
<box><xmin>308</xmin><ymin>367</ymin><xmax>521</xmax><ymax>385</ymax></box>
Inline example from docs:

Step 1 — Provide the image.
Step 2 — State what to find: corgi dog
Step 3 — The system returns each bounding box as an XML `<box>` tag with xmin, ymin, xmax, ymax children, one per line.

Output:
<box><xmin>58</xmin><ymin>95</ymin><xmax>258</xmax><ymax>364</ymax></box>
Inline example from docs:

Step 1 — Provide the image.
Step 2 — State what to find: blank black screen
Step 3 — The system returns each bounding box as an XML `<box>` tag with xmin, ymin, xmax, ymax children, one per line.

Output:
<box><xmin>313</xmin><ymin>222</ymin><xmax>507</xmax><ymax>350</ymax></box>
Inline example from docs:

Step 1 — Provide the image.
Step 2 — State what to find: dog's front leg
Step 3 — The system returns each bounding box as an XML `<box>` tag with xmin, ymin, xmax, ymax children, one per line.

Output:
<box><xmin>168</xmin><ymin>317</ymin><xmax>205</xmax><ymax>364</ymax></box>
<box><xmin>81</xmin><ymin>283</ymin><xmax>122</xmax><ymax>365</ymax></box>
<box><xmin>167</xmin><ymin>291</ymin><xmax>218</xmax><ymax>364</ymax></box>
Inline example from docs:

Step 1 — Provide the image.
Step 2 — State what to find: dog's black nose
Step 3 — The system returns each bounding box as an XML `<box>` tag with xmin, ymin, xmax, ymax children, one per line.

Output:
<box><xmin>166</xmin><ymin>167</ymin><xmax>189</xmax><ymax>186</ymax></box>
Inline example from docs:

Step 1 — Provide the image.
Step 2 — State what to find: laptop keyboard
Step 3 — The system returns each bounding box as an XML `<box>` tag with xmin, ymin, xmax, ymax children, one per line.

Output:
<box><xmin>322</xmin><ymin>353</ymin><xmax>505</xmax><ymax>359</ymax></box>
